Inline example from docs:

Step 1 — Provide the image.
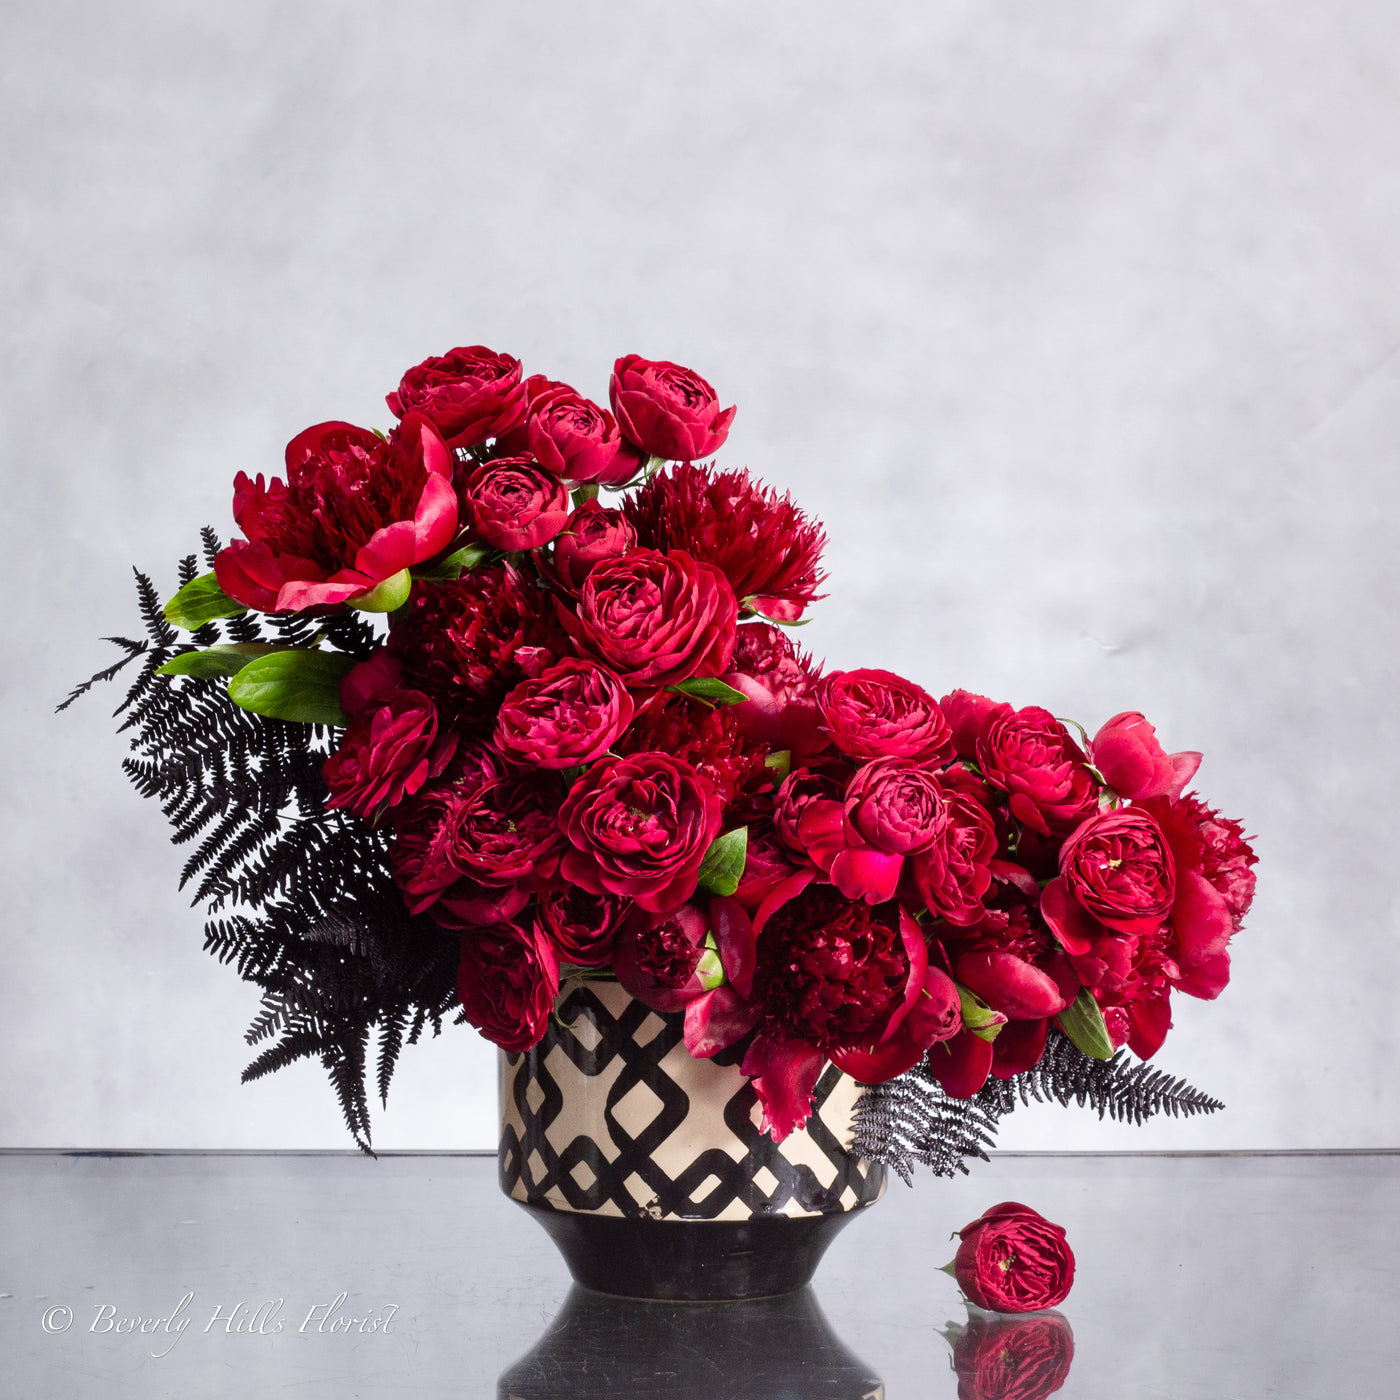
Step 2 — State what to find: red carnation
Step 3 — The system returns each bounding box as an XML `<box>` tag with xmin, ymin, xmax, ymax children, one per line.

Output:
<box><xmin>456</xmin><ymin>921</ymin><xmax>558</xmax><ymax>1053</ymax></box>
<box><xmin>624</xmin><ymin>463</ymin><xmax>826</xmax><ymax>621</ymax></box>
<box><xmin>387</xmin><ymin>344</ymin><xmax>527</xmax><ymax>449</ymax></box>
<box><xmin>815</xmin><ymin>669</ymin><xmax>955</xmax><ymax>764</ymax></box>
<box><xmin>548</xmin><ymin>500</ymin><xmax>637</xmax><ymax>595</ymax></box>
<box><xmin>462</xmin><ymin>457</ymin><xmax>571</xmax><ymax>551</ymax></box>
<box><xmin>322</xmin><ymin>688</ymin><xmax>456</xmax><ymax>821</ymax></box>
<box><xmin>388</xmin><ymin>565</ymin><xmax>566</xmax><ymax>730</ymax></box>
<box><xmin>526</xmin><ymin>383</ymin><xmax>643</xmax><ymax>486</ymax></box>
<box><xmin>609</xmin><ymin>355</ymin><xmax>735</xmax><ymax>462</ymax></box>
<box><xmin>494</xmin><ymin>658</ymin><xmax>634</xmax><ymax>769</ymax></box>
<box><xmin>561</xmin><ymin>548</ymin><xmax>737</xmax><ymax>691</ymax></box>
<box><xmin>558</xmin><ymin>751</ymin><xmax>722</xmax><ymax>913</ymax></box>
<box><xmin>977</xmin><ymin>706</ymin><xmax>1100</xmax><ymax>836</ymax></box>
<box><xmin>214</xmin><ymin>415</ymin><xmax>457</xmax><ymax>614</ymax></box>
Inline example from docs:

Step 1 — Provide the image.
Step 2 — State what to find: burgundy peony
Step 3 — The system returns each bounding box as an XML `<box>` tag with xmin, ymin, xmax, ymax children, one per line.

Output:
<box><xmin>612</xmin><ymin>901</ymin><xmax>716</xmax><ymax>1012</ymax></box>
<box><xmin>526</xmin><ymin>384</ymin><xmax>644</xmax><ymax>485</ymax></box>
<box><xmin>548</xmin><ymin>500</ymin><xmax>638</xmax><ymax>594</ymax></box>
<box><xmin>624</xmin><ymin>463</ymin><xmax>826</xmax><ymax>621</ymax></box>
<box><xmin>456</xmin><ymin>921</ymin><xmax>558</xmax><ymax>1053</ymax></box>
<box><xmin>816</xmin><ymin>669</ymin><xmax>955</xmax><ymax>764</ymax></box>
<box><xmin>953</xmin><ymin>1203</ymin><xmax>1075</xmax><ymax>1313</ymax></box>
<box><xmin>534</xmin><ymin>886</ymin><xmax>631</xmax><ymax>968</ymax></box>
<box><xmin>1091</xmin><ymin>711</ymin><xmax>1201</xmax><ymax>802</ymax></box>
<box><xmin>609</xmin><ymin>355</ymin><xmax>735</xmax><ymax>462</ymax></box>
<box><xmin>947</xmin><ymin>1311</ymin><xmax>1075</xmax><ymax>1400</ymax></box>
<box><xmin>387</xmin><ymin>345</ymin><xmax>527</xmax><ymax>449</ymax></box>
<box><xmin>214</xmin><ymin>415</ymin><xmax>457</xmax><ymax>613</ymax></box>
<box><xmin>977</xmin><ymin>706</ymin><xmax>1100</xmax><ymax>836</ymax></box>
<box><xmin>462</xmin><ymin>457</ymin><xmax>571</xmax><ymax>551</ymax></box>
<box><xmin>494</xmin><ymin>658</ymin><xmax>634</xmax><ymax>769</ymax></box>
<box><xmin>557</xmin><ymin>752</ymin><xmax>723</xmax><ymax>912</ymax></box>
<box><xmin>561</xmin><ymin>548</ymin><xmax>737</xmax><ymax>690</ymax></box>
<box><xmin>322</xmin><ymin>687</ymin><xmax>456</xmax><ymax>820</ymax></box>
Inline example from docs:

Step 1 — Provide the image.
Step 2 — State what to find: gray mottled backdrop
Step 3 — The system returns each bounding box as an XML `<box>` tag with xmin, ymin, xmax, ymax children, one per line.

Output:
<box><xmin>3</xmin><ymin>1</ymin><xmax>1396</xmax><ymax>1150</ymax></box>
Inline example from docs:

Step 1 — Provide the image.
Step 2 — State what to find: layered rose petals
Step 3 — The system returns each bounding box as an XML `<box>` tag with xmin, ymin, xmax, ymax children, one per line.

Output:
<box><xmin>214</xmin><ymin>414</ymin><xmax>457</xmax><ymax>613</ymax></box>
<box><xmin>322</xmin><ymin>688</ymin><xmax>456</xmax><ymax>821</ymax></box>
<box><xmin>562</xmin><ymin>548</ymin><xmax>737</xmax><ymax>690</ymax></box>
<box><xmin>548</xmin><ymin>501</ymin><xmax>637</xmax><ymax>595</ymax></box>
<box><xmin>815</xmin><ymin>669</ymin><xmax>955</xmax><ymax>763</ymax></box>
<box><xmin>387</xmin><ymin>344</ymin><xmax>527</xmax><ymax>448</ymax></box>
<box><xmin>558</xmin><ymin>752</ymin><xmax>722</xmax><ymax>912</ymax></box>
<box><xmin>534</xmin><ymin>887</ymin><xmax>631</xmax><ymax>968</ymax></box>
<box><xmin>1045</xmin><ymin>809</ymin><xmax>1177</xmax><ymax>942</ymax></box>
<box><xmin>609</xmin><ymin>354</ymin><xmax>735</xmax><ymax>462</ymax></box>
<box><xmin>494</xmin><ymin>659</ymin><xmax>633</xmax><ymax>769</ymax></box>
<box><xmin>456</xmin><ymin>920</ymin><xmax>558</xmax><ymax>1053</ymax></box>
<box><xmin>462</xmin><ymin>457</ymin><xmax>570</xmax><ymax>551</ymax></box>
<box><xmin>953</xmin><ymin>1203</ymin><xmax>1076</xmax><ymax>1313</ymax></box>
<box><xmin>977</xmin><ymin>705</ymin><xmax>1099</xmax><ymax>836</ymax></box>
<box><xmin>527</xmin><ymin>384</ymin><xmax>644</xmax><ymax>485</ymax></box>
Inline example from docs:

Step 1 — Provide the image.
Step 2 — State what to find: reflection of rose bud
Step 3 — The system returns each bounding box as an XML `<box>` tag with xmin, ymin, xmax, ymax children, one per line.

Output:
<box><xmin>943</xmin><ymin>1308</ymin><xmax>1075</xmax><ymax>1400</ymax></box>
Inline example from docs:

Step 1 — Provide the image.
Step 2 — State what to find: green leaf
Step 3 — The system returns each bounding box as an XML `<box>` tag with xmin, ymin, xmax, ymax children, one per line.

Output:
<box><xmin>226</xmin><ymin>649</ymin><xmax>359</xmax><ymax>726</ymax></box>
<box><xmin>957</xmin><ymin>984</ymin><xmax>1008</xmax><ymax>1043</ymax></box>
<box><xmin>349</xmin><ymin>568</ymin><xmax>411</xmax><ymax>613</ymax></box>
<box><xmin>668</xmin><ymin>677</ymin><xmax>749</xmax><ymax>706</ymax></box>
<box><xmin>415</xmin><ymin>543</ymin><xmax>493</xmax><ymax>581</ymax></box>
<box><xmin>764</xmin><ymin>748</ymin><xmax>792</xmax><ymax>779</ymax></box>
<box><xmin>1054</xmin><ymin>988</ymin><xmax>1115</xmax><ymax>1060</ymax></box>
<box><xmin>695</xmin><ymin>826</ymin><xmax>748</xmax><ymax>898</ymax></box>
<box><xmin>163</xmin><ymin>572</ymin><xmax>246</xmax><ymax>630</ymax></box>
<box><xmin>156</xmin><ymin>644</ymin><xmax>289</xmax><ymax>679</ymax></box>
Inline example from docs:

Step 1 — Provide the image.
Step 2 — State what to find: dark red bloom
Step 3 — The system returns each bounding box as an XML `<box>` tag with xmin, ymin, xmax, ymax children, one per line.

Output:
<box><xmin>940</xmin><ymin>689</ymin><xmax>1003</xmax><ymax>762</ymax></box>
<box><xmin>977</xmin><ymin>706</ymin><xmax>1100</xmax><ymax>836</ymax></box>
<box><xmin>526</xmin><ymin>383</ymin><xmax>644</xmax><ymax>485</ymax></box>
<box><xmin>953</xmin><ymin>1203</ymin><xmax>1075</xmax><ymax>1313</ymax></box>
<box><xmin>722</xmin><ymin>621</ymin><xmax>825</xmax><ymax>757</ymax></box>
<box><xmin>1091</xmin><ymin>711</ymin><xmax>1201</xmax><ymax>802</ymax></box>
<box><xmin>389</xmin><ymin>565</ymin><xmax>566</xmax><ymax>730</ymax></box>
<box><xmin>494</xmin><ymin>658</ymin><xmax>634</xmax><ymax>769</ymax></box>
<box><xmin>947</xmin><ymin>1310</ymin><xmax>1075</xmax><ymax>1400</ymax></box>
<box><xmin>816</xmin><ymin>669</ymin><xmax>955</xmax><ymax>764</ymax></box>
<box><xmin>609</xmin><ymin>355</ymin><xmax>735</xmax><ymax>462</ymax></box>
<box><xmin>548</xmin><ymin>501</ymin><xmax>637</xmax><ymax>594</ymax></box>
<box><xmin>909</xmin><ymin>785</ymin><xmax>999</xmax><ymax>927</ymax></box>
<box><xmin>562</xmin><ymin>548</ymin><xmax>737</xmax><ymax>690</ymax></box>
<box><xmin>534</xmin><ymin>887</ymin><xmax>631</xmax><ymax>968</ymax></box>
<box><xmin>214</xmin><ymin>415</ymin><xmax>457</xmax><ymax>613</ymax></box>
<box><xmin>456</xmin><ymin>921</ymin><xmax>558</xmax><ymax>1053</ymax></box>
<box><xmin>558</xmin><ymin>752</ymin><xmax>722</xmax><ymax>912</ymax></box>
<box><xmin>1148</xmin><ymin>792</ymin><xmax>1258</xmax><ymax>933</ymax></box>
<box><xmin>462</xmin><ymin>457</ymin><xmax>570</xmax><ymax>551</ymax></box>
<box><xmin>387</xmin><ymin>344</ymin><xmax>527</xmax><ymax>449</ymax></box>
<box><xmin>322</xmin><ymin>688</ymin><xmax>456</xmax><ymax>821</ymax></box>
<box><xmin>624</xmin><ymin>463</ymin><xmax>826</xmax><ymax>621</ymax></box>
<box><xmin>1044</xmin><ymin>808</ymin><xmax>1177</xmax><ymax>940</ymax></box>
<box><xmin>612</xmin><ymin>902</ymin><xmax>715</xmax><ymax>1012</ymax></box>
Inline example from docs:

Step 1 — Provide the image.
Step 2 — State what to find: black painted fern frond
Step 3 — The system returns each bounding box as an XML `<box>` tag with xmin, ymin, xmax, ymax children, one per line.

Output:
<box><xmin>63</xmin><ymin>539</ymin><xmax>462</xmax><ymax>1151</ymax></box>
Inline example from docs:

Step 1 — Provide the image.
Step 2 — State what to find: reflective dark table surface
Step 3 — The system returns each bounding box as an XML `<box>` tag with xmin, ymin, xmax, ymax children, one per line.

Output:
<box><xmin>3</xmin><ymin>1149</ymin><xmax>1395</xmax><ymax>1397</ymax></box>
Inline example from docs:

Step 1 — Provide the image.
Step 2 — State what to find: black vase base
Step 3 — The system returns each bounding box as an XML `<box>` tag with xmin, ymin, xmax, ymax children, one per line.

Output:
<box><xmin>518</xmin><ymin>1199</ymin><xmax>869</xmax><ymax>1301</ymax></box>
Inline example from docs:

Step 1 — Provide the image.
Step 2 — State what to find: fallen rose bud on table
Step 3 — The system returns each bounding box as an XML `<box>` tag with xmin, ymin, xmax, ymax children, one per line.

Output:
<box><xmin>946</xmin><ymin>1202</ymin><xmax>1075</xmax><ymax>1312</ymax></box>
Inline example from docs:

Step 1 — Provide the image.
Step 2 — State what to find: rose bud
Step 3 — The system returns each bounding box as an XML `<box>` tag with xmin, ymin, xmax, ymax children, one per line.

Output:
<box><xmin>456</xmin><ymin>920</ymin><xmax>559</xmax><ymax>1053</ymax></box>
<box><xmin>609</xmin><ymin>354</ymin><xmax>736</xmax><ymax>462</ymax></box>
<box><xmin>1091</xmin><ymin>711</ymin><xmax>1201</xmax><ymax>802</ymax></box>
<box><xmin>463</xmin><ymin>457</ymin><xmax>571</xmax><ymax>552</ymax></box>
<box><xmin>940</xmin><ymin>689</ymin><xmax>1004</xmax><ymax>762</ymax></box>
<box><xmin>387</xmin><ymin>344</ymin><xmax>527</xmax><ymax>449</ymax></box>
<box><xmin>944</xmin><ymin>1310</ymin><xmax>1075</xmax><ymax>1400</ymax></box>
<box><xmin>494</xmin><ymin>658</ymin><xmax>634</xmax><ymax>769</ymax></box>
<box><xmin>527</xmin><ymin>384</ymin><xmax>644</xmax><ymax>485</ymax></box>
<box><xmin>548</xmin><ymin>500</ymin><xmax>637</xmax><ymax>595</ymax></box>
<box><xmin>815</xmin><ymin>669</ymin><xmax>955</xmax><ymax>764</ymax></box>
<box><xmin>950</xmin><ymin>1203</ymin><xmax>1075</xmax><ymax>1313</ymax></box>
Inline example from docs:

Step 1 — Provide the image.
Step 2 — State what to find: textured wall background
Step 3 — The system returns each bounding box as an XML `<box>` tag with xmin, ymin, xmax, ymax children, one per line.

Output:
<box><xmin>3</xmin><ymin>0</ymin><xmax>1397</xmax><ymax>1150</ymax></box>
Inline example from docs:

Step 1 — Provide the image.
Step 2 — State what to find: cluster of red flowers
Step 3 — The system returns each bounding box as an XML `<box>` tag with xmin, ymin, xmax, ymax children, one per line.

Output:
<box><xmin>210</xmin><ymin>345</ymin><xmax>1257</xmax><ymax>1142</ymax></box>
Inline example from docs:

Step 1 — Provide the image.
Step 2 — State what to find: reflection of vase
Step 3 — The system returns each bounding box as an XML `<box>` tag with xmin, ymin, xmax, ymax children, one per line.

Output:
<box><xmin>942</xmin><ymin>1309</ymin><xmax>1075</xmax><ymax>1400</ymax></box>
<box><xmin>499</xmin><ymin>979</ymin><xmax>886</xmax><ymax>1300</ymax></box>
<box><xmin>498</xmin><ymin>1282</ymin><xmax>884</xmax><ymax>1400</ymax></box>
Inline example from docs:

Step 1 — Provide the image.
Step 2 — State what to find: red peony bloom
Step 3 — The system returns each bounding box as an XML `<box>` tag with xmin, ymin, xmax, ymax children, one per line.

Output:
<box><xmin>548</xmin><ymin>500</ymin><xmax>638</xmax><ymax>595</ymax></box>
<box><xmin>322</xmin><ymin>688</ymin><xmax>456</xmax><ymax>821</ymax></box>
<box><xmin>815</xmin><ymin>669</ymin><xmax>955</xmax><ymax>764</ymax></box>
<box><xmin>1046</xmin><ymin>808</ymin><xmax>1177</xmax><ymax>939</ymax></box>
<box><xmin>609</xmin><ymin>355</ymin><xmax>735</xmax><ymax>462</ymax></box>
<box><xmin>526</xmin><ymin>383</ymin><xmax>644</xmax><ymax>485</ymax></box>
<box><xmin>494</xmin><ymin>658</ymin><xmax>634</xmax><ymax>769</ymax></box>
<box><xmin>388</xmin><ymin>565</ymin><xmax>566</xmax><ymax>730</ymax></box>
<box><xmin>534</xmin><ymin>887</ymin><xmax>632</xmax><ymax>968</ymax></box>
<box><xmin>214</xmin><ymin>415</ymin><xmax>457</xmax><ymax>613</ymax></box>
<box><xmin>953</xmin><ymin>1203</ymin><xmax>1075</xmax><ymax>1313</ymax></box>
<box><xmin>611</xmin><ymin>901</ymin><xmax>714</xmax><ymax>1012</ymax></box>
<box><xmin>456</xmin><ymin>921</ymin><xmax>558</xmax><ymax>1053</ymax></box>
<box><xmin>387</xmin><ymin>344</ymin><xmax>527</xmax><ymax>449</ymax></box>
<box><xmin>1147</xmin><ymin>792</ymin><xmax>1258</xmax><ymax>933</ymax></box>
<box><xmin>462</xmin><ymin>457</ymin><xmax>571</xmax><ymax>551</ymax></box>
<box><xmin>624</xmin><ymin>463</ymin><xmax>826</xmax><ymax>621</ymax></box>
<box><xmin>561</xmin><ymin>548</ymin><xmax>737</xmax><ymax>691</ymax></box>
<box><xmin>977</xmin><ymin>706</ymin><xmax>1100</xmax><ymax>837</ymax></box>
<box><xmin>1090</xmin><ymin>711</ymin><xmax>1201</xmax><ymax>802</ymax></box>
<box><xmin>557</xmin><ymin>751</ymin><xmax>723</xmax><ymax>912</ymax></box>
<box><xmin>722</xmin><ymin>621</ymin><xmax>826</xmax><ymax>757</ymax></box>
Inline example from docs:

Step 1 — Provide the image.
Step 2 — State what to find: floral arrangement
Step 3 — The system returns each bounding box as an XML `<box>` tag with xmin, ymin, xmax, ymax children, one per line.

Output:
<box><xmin>67</xmin><ymin>345</ymin><xmax>1256</xmax><ymax>1160</ymax></box>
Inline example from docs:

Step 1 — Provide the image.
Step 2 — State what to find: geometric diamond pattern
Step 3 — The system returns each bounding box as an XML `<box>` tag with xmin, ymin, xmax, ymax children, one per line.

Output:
<box><xmin>499</xmin><ymin>980</ymin><xmax>887</xmax><ymax>1221</ymax></box>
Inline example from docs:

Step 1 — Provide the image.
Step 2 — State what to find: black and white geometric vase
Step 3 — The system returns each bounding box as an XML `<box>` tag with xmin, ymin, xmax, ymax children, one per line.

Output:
<box><xmin>499</xmin><ymin>978</ymin><xmax>887</xmax><ymax>1300</ymax></box>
